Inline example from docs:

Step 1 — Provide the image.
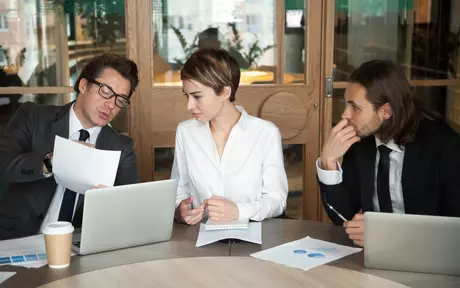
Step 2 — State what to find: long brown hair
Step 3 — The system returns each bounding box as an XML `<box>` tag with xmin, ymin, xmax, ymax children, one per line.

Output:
<box><xmin>349</xmin><ymin>60</ymin><xmax>439</xmax><ymax>145</ymax></box>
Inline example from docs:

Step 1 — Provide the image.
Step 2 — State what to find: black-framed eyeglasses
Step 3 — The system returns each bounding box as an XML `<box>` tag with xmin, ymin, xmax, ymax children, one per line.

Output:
<box><xmin>86</xmin><ymin>78</ymin><xmax>131</xmax><ymax>109</ymax></box>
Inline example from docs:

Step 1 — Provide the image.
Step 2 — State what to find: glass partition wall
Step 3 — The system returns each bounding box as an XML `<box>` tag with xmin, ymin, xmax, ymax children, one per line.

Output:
<box><xmin>3</xmin><ymin>1</ymin><xmax>458</xmax><ymax>221</ymax></box>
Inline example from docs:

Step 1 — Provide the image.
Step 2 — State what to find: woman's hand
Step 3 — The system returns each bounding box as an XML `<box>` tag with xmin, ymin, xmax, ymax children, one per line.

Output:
<box><xmin>205</xmin><ymin>196</ymin><xmax>239</xmax><ymax>221</ymax></box>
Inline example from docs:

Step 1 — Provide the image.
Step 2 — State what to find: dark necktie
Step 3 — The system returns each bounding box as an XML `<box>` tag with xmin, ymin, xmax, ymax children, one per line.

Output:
<box><xmin>377</xmin><ymin>145</ymin><xmax>393</xmax><ymax>213</ymax></box>
<box><xmin>58</xmin><ymin>129</ymin><xmax>90</xmax><ymax>222</ymax></box>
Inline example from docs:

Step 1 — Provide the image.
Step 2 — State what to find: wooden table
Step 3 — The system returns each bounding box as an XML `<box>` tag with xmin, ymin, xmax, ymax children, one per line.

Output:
<box><xmin>1</xmin><ymin>219</ymin><xmax>459</xmax><ymax>288</ymax></box>
<box><xmin>37</xmin><ymin>257</ymin><xmax>409</xmax><ymax>288</ymax></box>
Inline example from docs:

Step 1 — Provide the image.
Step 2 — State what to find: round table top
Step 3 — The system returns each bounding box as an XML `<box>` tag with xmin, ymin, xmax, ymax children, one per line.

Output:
<box><xmin>1</xmin><ymin>219</ymin><xmax>459</xmax><ymax>288</ymax></box>
<box><xmin>38</xmin><ymin>257</ymin><xmax>409</xmax><ymax>288</ymax></box>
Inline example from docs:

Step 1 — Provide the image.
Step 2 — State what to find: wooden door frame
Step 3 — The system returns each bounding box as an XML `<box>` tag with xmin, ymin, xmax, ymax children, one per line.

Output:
<box><xmin>301</xmin><ymin>0</ymin><xmax>328</xmax><ymax>220</ymax></box>
<box><xmin>126</xmin><ymin>0</ymin><xmax>332</xmax><ymax>221</ymax></box>
<box><xmin>318</xmin><ymin>0</ymin><xmax>335</xmax><ymax>221</ymax></box>
<box><xmin>126</xmin><ymin>0</ymin><xmax>154</xmax><ymax>183</ymax></box>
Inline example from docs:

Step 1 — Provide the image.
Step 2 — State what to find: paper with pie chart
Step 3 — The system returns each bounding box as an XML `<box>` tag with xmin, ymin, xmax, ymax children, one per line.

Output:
<box><xmin>250</xmin><ymin>236</ymin><xmax>362</xmax><ymax>270</ymax></box>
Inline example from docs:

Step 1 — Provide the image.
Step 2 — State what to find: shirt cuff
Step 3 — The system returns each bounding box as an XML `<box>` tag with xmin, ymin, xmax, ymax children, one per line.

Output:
<box><xmin>175</xmin><ymin>196</ymin><xmax>188</xmax><ymax>209</ymax></box>
<box><xmin>42</xmin><ymin>171</ymin><xmax>53</xmax><ymax>178</ymax></box>
<box><xmin>236</xmin><ymin>202</ymin><xmax>257</xmax><ymax>220</ymax></box>
<box><xmin>316</xmin><ymin>158</ymin><xmax>343</xmax><ymax>185</ymax></box>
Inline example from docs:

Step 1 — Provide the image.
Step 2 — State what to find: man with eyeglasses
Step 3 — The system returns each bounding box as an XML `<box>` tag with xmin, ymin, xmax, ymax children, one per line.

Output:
<box><xmin>0</xmin><ymin>53</ymin><xmax>140</xmax><ymax>240</ymax></box>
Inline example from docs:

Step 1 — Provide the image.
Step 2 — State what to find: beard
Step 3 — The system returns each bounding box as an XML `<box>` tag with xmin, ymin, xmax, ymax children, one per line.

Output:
<box><xmin>353</xmin><ymin>113</ymin><xmax>382</xmax><ymax>138</ymax></box>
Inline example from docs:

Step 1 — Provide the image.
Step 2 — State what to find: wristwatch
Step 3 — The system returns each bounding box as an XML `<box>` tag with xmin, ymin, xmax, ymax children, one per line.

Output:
<box><xmin>43</xmin><ymin>152</ymin><xmax>53</xmax><ymax>176</ymax></box>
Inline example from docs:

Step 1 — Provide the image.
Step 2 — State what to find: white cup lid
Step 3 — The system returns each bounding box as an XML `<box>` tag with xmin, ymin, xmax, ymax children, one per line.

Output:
<box><xmin>43</xmin><ymin>221</ymin><xmax>74</xmax><ymax>235</ymax></box>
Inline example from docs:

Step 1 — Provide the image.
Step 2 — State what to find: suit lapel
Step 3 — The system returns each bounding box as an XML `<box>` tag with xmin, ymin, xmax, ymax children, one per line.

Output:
<box><xmin>401</xmin><ymin>128</ymin><xmax>424</xmax><ymax>212</ymax></box>
<box><xmin>356</xmin><ymin>136</ymin><xmax>377</xmax><ymax>211</ymax></box>
<box><xmin>95</xmin><ymin>126</ymin><xmax>111</xmax><ymax>150</ymax></box>
<box><xmin>49</xmin><ymin>103</ymin><xmax>72</xmax><ymax>152</ymax></box>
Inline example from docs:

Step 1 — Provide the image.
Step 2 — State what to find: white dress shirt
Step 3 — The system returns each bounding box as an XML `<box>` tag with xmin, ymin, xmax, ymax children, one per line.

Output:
<box><xmin>39</xmin><ymin>104</ymin><xmax>102</xmax><ymax>232</ymax></box>
<box><xmin>316</xmin><ymin>137</ymin><xmax>406</xmax><ymax>213</ymax></box>
<box><xmin>171</xmin><ymin>106</ymin><xmax>288</xmax><ymax>221</ymax></box>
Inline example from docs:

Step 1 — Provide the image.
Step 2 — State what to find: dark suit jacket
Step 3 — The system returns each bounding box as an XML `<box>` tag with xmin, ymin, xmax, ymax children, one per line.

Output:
<box><xmin>0</xmin><ymin>102</ymin><xmax>139</xmax><ymax>240</ymax></box>
<box><xmin>320</xmin><ymin>118</ymin><xmax>460</xmax><ymax>225</ymax></box>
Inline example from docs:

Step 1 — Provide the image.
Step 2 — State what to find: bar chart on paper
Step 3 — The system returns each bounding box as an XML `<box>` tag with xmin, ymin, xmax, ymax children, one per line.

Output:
<box><xmin>0</xmin><ymin>253</ymin><xmax>47</xmax><ymax>265</ymax></box>
<box><xmin>0</xmin><ymin>235</ymin><xmax>48</xmax><ymax>268</ymax></box>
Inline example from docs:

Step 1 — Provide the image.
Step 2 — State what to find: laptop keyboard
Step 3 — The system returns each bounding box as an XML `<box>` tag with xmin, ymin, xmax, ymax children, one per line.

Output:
<box><xmin>73</xmin><ymin>241</ymin><xmax>81</xmax><ymax>248</ymax></box>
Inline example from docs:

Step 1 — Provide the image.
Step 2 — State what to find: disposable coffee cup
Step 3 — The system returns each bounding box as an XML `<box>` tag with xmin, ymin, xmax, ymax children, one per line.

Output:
<box><xmin>43</xmin><ymin>221</ymin><xmax>74</xmax><ymax>269</ymax></box>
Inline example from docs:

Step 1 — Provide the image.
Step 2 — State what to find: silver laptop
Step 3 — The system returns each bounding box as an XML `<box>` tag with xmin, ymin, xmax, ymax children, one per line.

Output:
<box><xmin>72</xmin><ymin>179</ymin><xmax>177</xmax><ymax>255</ymax></box>
<box><xmin>364</xmin><ymin>212</ymin><xmax>460</xmax><ymax>275</ymax></box>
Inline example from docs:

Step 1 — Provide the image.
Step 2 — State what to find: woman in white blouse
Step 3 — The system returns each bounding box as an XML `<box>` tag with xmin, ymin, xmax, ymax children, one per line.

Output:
<box><xmin>172</xmin><ymin>48</ymin><xmax>288</xmax><ymax>225</ymax></box>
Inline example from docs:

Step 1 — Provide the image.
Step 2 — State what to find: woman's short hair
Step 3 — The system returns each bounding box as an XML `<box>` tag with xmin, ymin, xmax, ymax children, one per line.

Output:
<box><xmin>180</xmin><ymin>49</ymin><xmax>240</xmax><ymax>102</ymax></box>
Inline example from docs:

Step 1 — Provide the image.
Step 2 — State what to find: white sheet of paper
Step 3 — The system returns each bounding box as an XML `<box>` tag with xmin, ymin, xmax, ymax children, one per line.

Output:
<box><xmin>0</xmin><ymin>234</ymin><xmax>48</xmax><ymax>268</ymax></box>
<box><xmin>196</xmin><ymin>222</ymin><xmax>262</xmax><ymax>247</ymax></box>
<box><xmin>14</xmin><ymin>261</ymin><xmax>48</xmax><ymax>268</ymax></box>
<box><xmin>250</xmin><ymin>236</ymin><xmax>362</xmax><ymax>271</ymax></box>
<box><xmin>53</xmin><ymin>136</ymin><xmax>121</xmax><ymax>194</ymax></box>
<box><xmin>0</xmin><ymin>272</ymin><xmax>16</xmax><ymax>284</ymax></box>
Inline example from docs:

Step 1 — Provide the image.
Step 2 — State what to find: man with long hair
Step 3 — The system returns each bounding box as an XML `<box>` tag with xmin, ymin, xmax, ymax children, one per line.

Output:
<box><xmin>318</xmin><ymin>59</ymin><xmax>460</xmax><ymax>247</ymax></box>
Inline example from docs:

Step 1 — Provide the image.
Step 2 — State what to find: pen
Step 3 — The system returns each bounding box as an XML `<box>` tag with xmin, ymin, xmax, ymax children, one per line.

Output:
<box><xmin>326</xmin><ymin>203</ymin><xmax>348</xmax><ymax>222</ymax></box>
